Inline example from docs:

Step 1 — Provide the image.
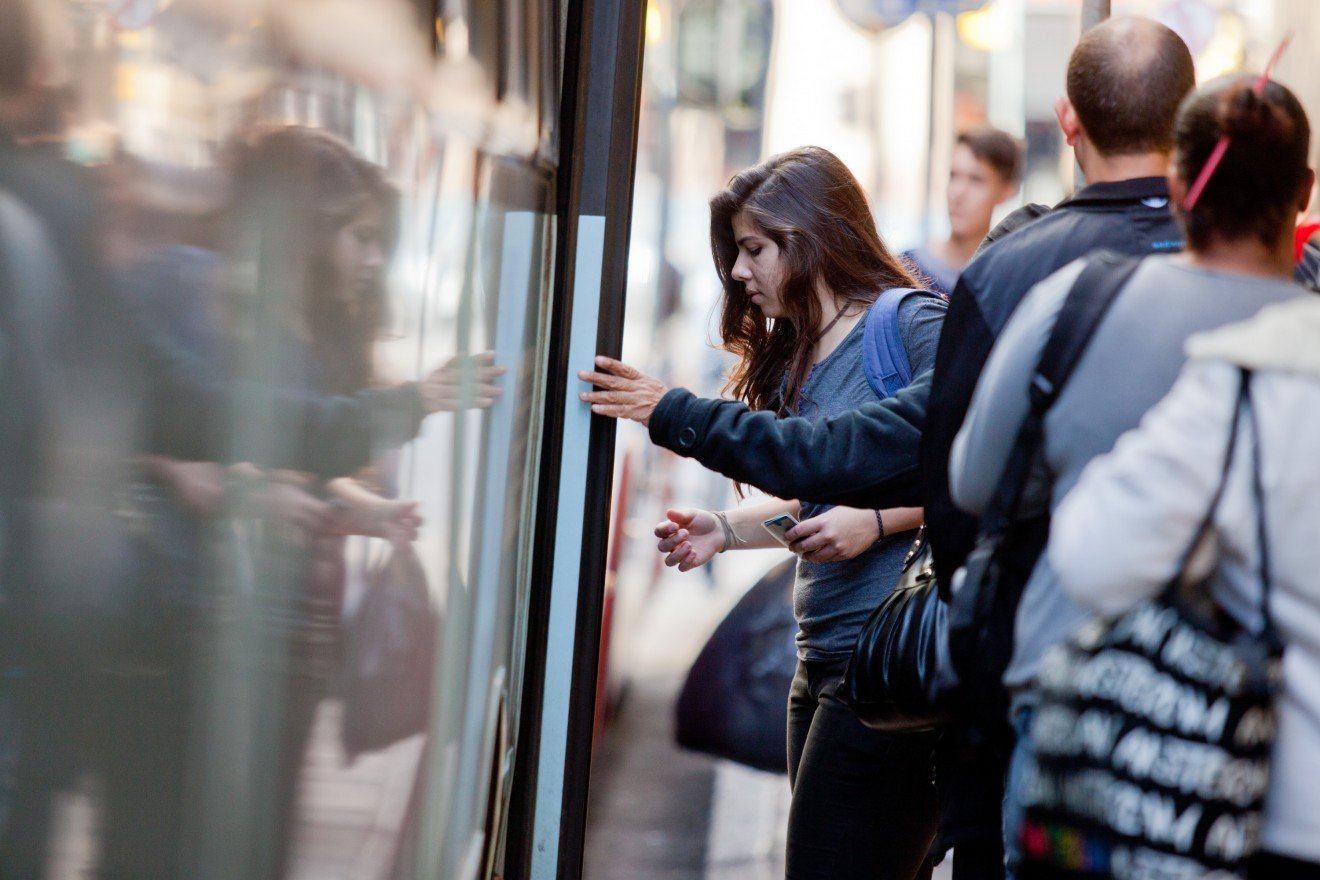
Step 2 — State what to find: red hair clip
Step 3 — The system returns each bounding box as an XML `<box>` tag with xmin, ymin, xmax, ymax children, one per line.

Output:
<box><xmin>1183</xmin><ymin>32</ymin><xmax>1294</xmax><ymax>211</ymax></box>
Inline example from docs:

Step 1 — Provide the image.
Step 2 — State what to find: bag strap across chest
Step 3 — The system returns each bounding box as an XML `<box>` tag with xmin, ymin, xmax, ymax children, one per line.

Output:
<box><xmin>982</xmin><ymin>250</ymin><xmax>1143</xmax><ymax>535</ymax></box>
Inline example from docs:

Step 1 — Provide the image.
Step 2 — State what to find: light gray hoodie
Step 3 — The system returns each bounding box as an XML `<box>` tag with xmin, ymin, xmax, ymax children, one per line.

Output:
<box><xmin>1051</xmin><ymin>296</ymin><xmax>1320</xmax><ymax>864</ymax></box>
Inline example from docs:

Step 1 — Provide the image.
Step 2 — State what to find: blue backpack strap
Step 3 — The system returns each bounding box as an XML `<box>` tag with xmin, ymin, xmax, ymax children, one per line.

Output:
<box><xmin>862</xmin><ymin>288</ymin><xmax>922</xmax><ymax>398</ymax></box>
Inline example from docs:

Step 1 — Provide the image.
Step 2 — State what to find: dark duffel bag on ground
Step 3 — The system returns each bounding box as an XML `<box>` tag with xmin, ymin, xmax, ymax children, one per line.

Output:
<box><xmin>675</xmin><ymin>558</ymin><xmax>797</xmax><ymax>774</ymax></box>
<box><xmin>840</xmin><ymin>526</ymin><xmax>956</xmax><ymax>732</ymax></box>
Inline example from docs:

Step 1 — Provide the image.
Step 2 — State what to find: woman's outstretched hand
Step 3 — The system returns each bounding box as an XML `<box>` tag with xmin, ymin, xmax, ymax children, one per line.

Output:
<box><xmin>577</xmin><ymin>356</ymin><xmax>669</xmax><ymax>426</ymax></box>
<box><xmin>420</xmin><ymin>351</ymin><xmax>505</xmax><ymax>413</ymax></box>
<box><xmin>654</xmin><ymin>508</ymin><xmax>724</xmax><ymax>571</ymax></box>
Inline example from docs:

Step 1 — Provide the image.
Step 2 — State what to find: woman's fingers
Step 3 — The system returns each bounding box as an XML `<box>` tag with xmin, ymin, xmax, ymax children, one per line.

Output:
<box><xmin>587</xmin><ymin>403</ymin><xmax>631</xmax><ymax>420</ymax></box>
<box><xmin>656</xmin><ymin>529</ymin><xmax>688</xmax><ymax>554</ymax></box>
<box><xmin>678</xmin><ymin>549</ymin><xmax>700</xmax><ymax>572</ymax></box>
<box><xmin>783</xmin><ymin>519</ymin><xmax>818</xmax><ymax>543</ymax></box>
<box><xmin>789</xmin><ymin>533</ymin><xmax>823</xmax><ymax>556</ymax></box>
<box><xmin>664</xmin><ymin>542</ymin><xmax>690</xmax><ymax>567</ymax></box>
<box><xmin>655</xmin><ymin>520</ymin><xmax>678</xmax><ymax>539</ymax></box>
<box><xmin>794</xmin><ymin>535</ymin><xmax>834</xmax><ymax>562</ymax></box>
<box><xmin>576</xmin><ymin>369</ymin><xmax>632</xmax><ymax>390</ymax></box>
<box><xmin>593</xmin><ymin>355</ymin><xmax>643</xmax><ymax>380</ymax></box>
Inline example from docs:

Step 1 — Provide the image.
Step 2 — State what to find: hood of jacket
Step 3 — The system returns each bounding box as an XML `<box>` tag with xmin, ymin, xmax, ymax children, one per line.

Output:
<box><xmin>1186</xmin><ymin>294</ymin><xmax>1320</xmax><ymax>377</ymax></box>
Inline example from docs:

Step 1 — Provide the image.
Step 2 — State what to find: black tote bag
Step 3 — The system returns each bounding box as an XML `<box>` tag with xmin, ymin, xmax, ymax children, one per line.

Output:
<box><xmin>1019</xmin><ymin>371</ymin><xmax>1282</xmax><ymax>880</ymax></box>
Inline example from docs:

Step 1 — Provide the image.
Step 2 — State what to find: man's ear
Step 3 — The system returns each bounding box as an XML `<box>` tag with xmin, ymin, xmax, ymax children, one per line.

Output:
<box><xmin>1167</xmin><ymin>168</ymin><xmax>1188</xmax><ymax>211</ymax></box>
<box><xmin>1054</xmin><ymin>97</ymin><xmax>1081</xmax><ymax>147</ymax></box>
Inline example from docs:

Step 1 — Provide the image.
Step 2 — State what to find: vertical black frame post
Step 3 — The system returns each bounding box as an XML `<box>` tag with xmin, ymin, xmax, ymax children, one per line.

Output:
<box><xmin>1082</xmin><ymin>0</ymin><xmax>1111</xmax><ymax>32</ymax></box>
<box><xmin>503</xmin><ymin>0</ymin><xmax>646</xmax><ymax>877</ymax></box>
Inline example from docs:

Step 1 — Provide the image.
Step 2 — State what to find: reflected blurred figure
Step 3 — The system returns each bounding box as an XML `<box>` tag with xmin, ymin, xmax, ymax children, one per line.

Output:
<box><xmin>0</xmin><ymin>3</ymin><xmax>496</xmax><ymax>876</ymax></box>
<box><xmin>98</xmin><ymin>127</ymin><xmax>461</xmax><ymax>879</ymax></box>
<box><xmin>213</xmin><ymin>126</ymin><xmax>426</xmax><ymax>880</ymax></box>
<box><xmin>903</xmin><ymin>128</ymin><xmax>1022</xmax><ymax>297</ymax></box>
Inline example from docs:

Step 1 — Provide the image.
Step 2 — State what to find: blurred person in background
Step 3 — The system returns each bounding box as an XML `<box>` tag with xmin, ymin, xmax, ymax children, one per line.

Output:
<box><xmin>949</xmin><ymin>72</ymin><xmax>1313</xmax><ymax>872</ymax></box>
<box><xmin>646</xmin><ymin>146</ymin><xmax>946</xmax><ymax>880</ymax></box>
<box><xmin>903</xmin><ymin>127</ymin><xmax>1022</xmax><ymax>297</ymax></box>
<box><xmin>581</xmin><ymin>17</ymin><xmax>1198</xmax><ymax>878</ymax></box>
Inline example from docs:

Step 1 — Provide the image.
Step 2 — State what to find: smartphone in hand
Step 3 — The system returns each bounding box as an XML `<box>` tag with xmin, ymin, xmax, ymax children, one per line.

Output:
<box><xmin>762</xmin><ymin>513</ymin><xmax>799</xmax><ymax>547</ymax></box>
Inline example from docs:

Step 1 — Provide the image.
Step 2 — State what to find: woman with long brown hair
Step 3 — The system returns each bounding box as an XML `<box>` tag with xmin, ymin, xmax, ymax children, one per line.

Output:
<box><xmin>648</xmin><ymin>147</ymin><xmax>944</xmax><ymax>879</ymax></box>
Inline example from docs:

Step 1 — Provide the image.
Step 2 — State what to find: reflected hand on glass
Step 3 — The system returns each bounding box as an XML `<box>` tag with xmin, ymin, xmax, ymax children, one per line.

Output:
<box><xmin>419</xmin><ymin>351</ymin><xmax>505</xmax><ymax>413</ymax></box>
<box><xmin>333</xmin><ymin>497</ymin><xmax>423</xmax><ymax>546</ymax></box>
<box><xmin>256</xmin><ymin>481</ymin><xmax>336</xmax><ymax>533</ymax></box>
<box><xmin>577</xmin><ymin>356</ymin><xmax>669</xmax><ymax>426</ymax></box>
<box><xmin>654</xmin><ymin>508</ymin><xmax>722</xmax><ymax>572</ymax></box>
<box><xmin>368</xmin><ymin>499</ymin><xmax>423</xmax><ymax>545</ymax></box>
<box><xmin>150</xmin><ymin>458</ymin><xmax>227</xmax><ymax>517</ymax></box>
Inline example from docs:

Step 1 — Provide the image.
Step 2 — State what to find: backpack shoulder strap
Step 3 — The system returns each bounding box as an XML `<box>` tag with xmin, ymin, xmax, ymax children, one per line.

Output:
<box><xmin>1027</xmin><ymin>249</ymin><xmax>1143</xmax><ymax>414</ymax></box>
<box><xmin>863</xmin><ymin>287</ymin><xmax>932</xmax><ymax>398</ymax></box>
<box><xmin>981</xmin><ymin>249</ymin><xmax>1143</xmax><ymax>535</ymax></box>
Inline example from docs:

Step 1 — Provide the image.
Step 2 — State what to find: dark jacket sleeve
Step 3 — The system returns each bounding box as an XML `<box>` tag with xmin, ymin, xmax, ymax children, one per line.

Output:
<box><xmin>0</xmin><ymin>144</ymin><xmax>427</xmax><ymax>480</ymax></box>
<box><xmin>648</xmin><ymin>370</ymin><xmax>931</xmax><ymax>509</ymax></box>
<box><xmin>132</xmin><ymin>297</ymin><xmax>426</xmax><ymax>478</ymax></box>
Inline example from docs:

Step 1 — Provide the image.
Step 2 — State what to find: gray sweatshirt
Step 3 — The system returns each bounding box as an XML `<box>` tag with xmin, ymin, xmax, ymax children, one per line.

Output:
<box><xmin>948</xmin><ymin>254</ymin><xmax>1302</xmax><ymax>697</ymax></box>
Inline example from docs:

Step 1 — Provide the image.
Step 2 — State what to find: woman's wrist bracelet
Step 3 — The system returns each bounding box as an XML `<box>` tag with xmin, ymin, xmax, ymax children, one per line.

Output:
<box><xmin>874</xmin><ymin>510</ymin><xmax>885</xmax><ymax>542</ymax></box>
<box><xmin>713</xmin><ymin>510</ymin><xmax>741</xmax><ymax>552</ymax></box>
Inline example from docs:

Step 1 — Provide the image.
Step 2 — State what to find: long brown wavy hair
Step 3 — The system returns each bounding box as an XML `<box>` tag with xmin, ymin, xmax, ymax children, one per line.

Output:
<box><xmin>228</xmin><ymin>126</ymin><xmax>400</xmax><ymax>394</ymax></box>
<box><xmin>711</xmin><ymin>146</ymin><xmax>916</xmax><ymax>414</ymax></box>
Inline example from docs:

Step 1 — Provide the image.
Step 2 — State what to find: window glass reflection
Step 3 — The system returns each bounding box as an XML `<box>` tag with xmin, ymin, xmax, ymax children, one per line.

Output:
<box><xmin>0</xmin><ymin>0</ymin><xmax>555</xmax><ymax>877</ymax></box>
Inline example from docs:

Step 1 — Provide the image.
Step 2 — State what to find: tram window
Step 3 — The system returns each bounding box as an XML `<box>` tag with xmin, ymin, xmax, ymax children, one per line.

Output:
<box><xmin>1</xmin><ymin>1</ymin><xmax>560</xmax><ymax>877</ymax></box>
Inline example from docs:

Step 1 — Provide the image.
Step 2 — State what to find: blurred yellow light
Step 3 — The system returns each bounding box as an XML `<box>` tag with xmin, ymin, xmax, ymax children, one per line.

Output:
<box><xmin>116</xmin><ymin>63</ymin><xmax>137</xmax><ymax>102</ymax></box>
<box><xmin>435</xmin><ymin>16</ymin><xmax>445</xmax><ymax>45</ymax></box>
<box><xmin>1195</xmin><ymin>14</ymin><xmax>1246</xmax><ymax>81</ymax></box>
<box><xmin>645</xmin><ymin>1</ymin><xmax>666</xmax><ymax>47</ymax></box>
<box><xmin>958</xmin><ymin>3</ymin><xmax>1011</xmax><ymax>53</ymax></box>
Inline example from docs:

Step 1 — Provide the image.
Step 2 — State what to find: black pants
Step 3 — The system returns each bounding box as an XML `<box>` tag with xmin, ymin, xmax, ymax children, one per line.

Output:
<box><xmin>786</xmin><ymin>658</ymin><xmax>939</xmax><ymax>880</ymax></box>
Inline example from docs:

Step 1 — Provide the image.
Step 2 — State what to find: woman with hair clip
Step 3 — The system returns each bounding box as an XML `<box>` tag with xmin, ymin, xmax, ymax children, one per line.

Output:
<box><xmin>1048</xmin><ymin>75</ymin><xmax>1320</xmax><ymax>879</ymax></box>
<box><xmin>648</xmin><ymin>147</ymin><xmax>946</xmax><ymax>880</ymax></box>
<box><xmin>946</xmin><ymin>72</ymin><xmax>1314</xmax><ymax>872</ymax></box>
